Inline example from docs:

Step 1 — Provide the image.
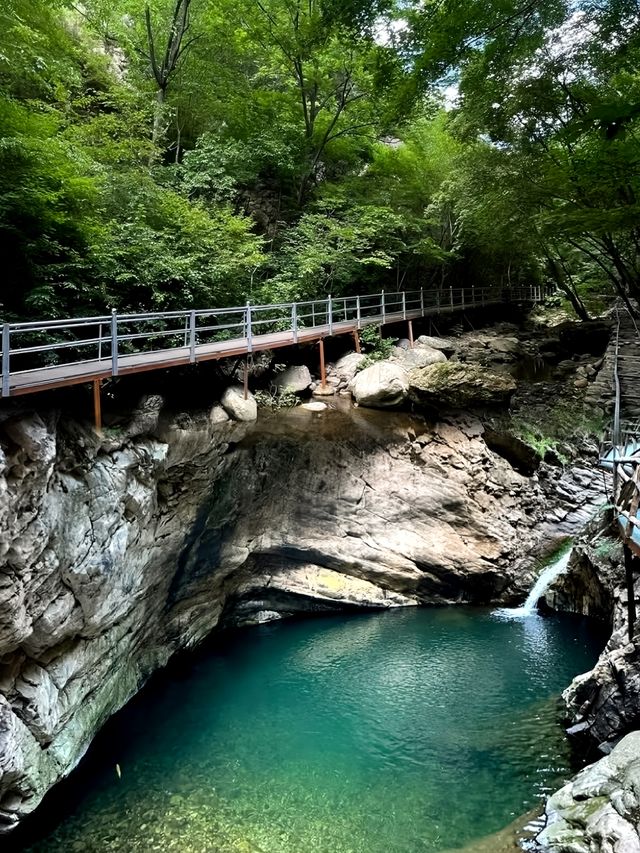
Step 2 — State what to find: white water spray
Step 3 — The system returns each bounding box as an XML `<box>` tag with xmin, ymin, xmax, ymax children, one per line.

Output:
<box><xmin>496</xmin><ymin>549</ymin><xmax>572</xmax><ymax>619</ymax></box>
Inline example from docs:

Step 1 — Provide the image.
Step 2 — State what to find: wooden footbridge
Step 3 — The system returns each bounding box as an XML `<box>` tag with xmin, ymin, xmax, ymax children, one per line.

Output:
<box><xmin>600</xmin><ymin>303</ymin><xmax>640</xmax><ymax>637</ymax></box>
<box><xmin>1</xmin><ymin>285</ymin><xmax>543</xmax><ymax>403</ymax></box>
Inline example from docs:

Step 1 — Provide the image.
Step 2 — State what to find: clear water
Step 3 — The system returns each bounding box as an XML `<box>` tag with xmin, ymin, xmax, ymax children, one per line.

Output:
<box><xmin>13</xmin><ymin>608</ymin><xmax>605</xmax><ymax>853</ymax></box>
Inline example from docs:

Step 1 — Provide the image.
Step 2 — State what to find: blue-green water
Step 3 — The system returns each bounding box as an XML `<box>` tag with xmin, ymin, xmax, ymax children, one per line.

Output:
<box><xmin>16</xmin><ymin>608</ymin><xmax>605</xmax><ymax>853</ymax></box>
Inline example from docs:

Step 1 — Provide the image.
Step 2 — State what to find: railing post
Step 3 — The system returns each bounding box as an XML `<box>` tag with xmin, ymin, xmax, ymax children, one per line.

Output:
<box><xmin>189</xmin><ymin>310</ymin><xmax>196</xmax><ymax>363</ymax></box>
<box><xmin>402</xmin><ymin>291</ymin><xmax>406</xmax><ymax>320</ymax></box>
<box><xmin>381</xmin><ymin>290</ymin><xmax>385</xmax><ymax>324</ymax></box>
<box><xmin>328</xmin><ymin>295</ymin><xmax>333</xmax><ymax>336</ymax></box>
<box><xmin>111</xmin><ymin>310</ymin><xmax>118</xmax><ymax>377</ymax></box>
<box><xmin>462</xmin><ymin>288</ymin><xmax>465</xmax><ymax>310</ymax></box>
<box><xmin>472</xmin><ymin>285</ymin><xmax>475</xmax><ymax>306</ymax></box>
<box><xmin>450</xmin><ymin>286</ymin><xmax>454</xmax><ymax>308</ymax></box>
<box><xmin>420</xmin><ymin>288</ymin><xmax>425</xmax><ymax>315</ymax></box>
<box><xmin>356</xmin><ymin>295</ymin><xmax>361</xmax><ymax>329</ymax></box>
<box><xmin>2</xmin><ymin>323</ymin><xmax>10</xmax><ymax>398</ymax></box>
<box><xmin>246</xmin><ymin>302</ymin><xmax>253</xmax><ymax>353</ymax></box>
<box><xmin>292</xmin><ymin>302</ymin><xmax>298</xmax><ymax>344</ymax></box>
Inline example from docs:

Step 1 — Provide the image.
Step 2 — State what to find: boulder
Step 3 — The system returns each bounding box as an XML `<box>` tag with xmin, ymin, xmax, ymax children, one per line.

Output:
<box><xmin>350</xmin><ymin>362</ymin><xmax>409</xmax><ymax>408</ymax></box>
<box><xmin>312</xmin><ymin>384</ymin><xmax>336</xmax><ymax>397</ymax></box>
<box><xmin>391</xmin><ymin>346</ymin><xmax>447</xmax><ymax>370</ymax></box>
<box><xmin>332</xmin><ymin>352</ymin><xmax>366</xmax><ymax>383</ymax></box>
<box><xmin>416</xmin><ymin>335</ymin><xmax>456</xmax><ymax>355</ymax></box>
<box><xmin>221</xmin><ymin>386</ymin><xmax>258</xmax><ymax>421</ymax></box>
<box><xmin>537</xmin><ymin>731</ymin><xmax>640</xmax><ymax>853</ymax></box>
<box><xmin>299</xmin><ymin>401</ymin><xmax>327</xmax><ymax>412</ymax></box>
<box><xmin>274</xmin><ymin>365</ymin><xmax>312</xmax><ymax>394</ymax></box>
<box><xmin>208</xmin><ymin>404</ymin><xmax>230</xmax><ymax>426</ymax></box>
<box><xmin>408</xmin><ymin>362</ymin><xmax>516</xmax><ymax>410</ymax></box>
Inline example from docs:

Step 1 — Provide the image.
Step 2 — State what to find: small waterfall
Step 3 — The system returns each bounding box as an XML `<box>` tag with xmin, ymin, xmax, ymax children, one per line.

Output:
<box><xmin>495</xmin><ymin>549</ymin><xmax>572</xmax><ymax>619</ymax></box>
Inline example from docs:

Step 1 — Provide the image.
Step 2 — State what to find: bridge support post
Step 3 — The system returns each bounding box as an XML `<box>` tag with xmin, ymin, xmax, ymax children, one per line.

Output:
<box><xmin>407</xmin><ymin>320</ymin><xmax>414</xmax><ymax>349</ymax></box>
<box><xmin>352</xmin><ymin>330</ymin><xmax>361</xmax><ymax>353</ymax></box>
<box><xmin>319</xmin><ymin>338</ymin><xmax>327</xmax><ymax>390</ymax></box>
<box><xmin>246</xmin><ymin>302</ymin><xmax>253</xmax><ymax>353</ymax></box>
<box><xmin>189</xmin><ymin>311</ymin><xmax>196</xmax><ymax>363</ymax></box>
<box><xmin>625</xmin><ymin>544</ymin><xmax>637</xmax><ymax>642</ymax></box>
<box><xmin>1</xmin><ymin>323</ymin><xmax>9</xmax><ymax>398</ymax></box>
<box><xmin>93</xmin><ymin>379</ymin><xmax>102</xmax><ymax>433</ymax></box>
<box><xmin>111</xmin><ymin>310</ymin><xmax>118</xmax><ymax>377</ymax></box>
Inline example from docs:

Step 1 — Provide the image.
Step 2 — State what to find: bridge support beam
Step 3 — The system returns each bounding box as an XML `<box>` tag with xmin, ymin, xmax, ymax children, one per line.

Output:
<box><xmin>319</xmin><ymin>338</ymin><xmax>327</xmax><ymax>390</ymax></box>
<box><xmin>407</xmin><ymin>320</ymin><xmax>414</xmax><ymax>349</ymax></box>
<box><xmin>625</xmin><ymin>544</ymin><xmax>638</xmax><ymax>642</ymax></box>
<box><xmin>92</xmin><ymin>379</ymin><xmax>102</xmax><ymax>434</ymax></box>
<box><xmin>352</xmin><ymin>330</ymin><xmax>361</xmax><ymax>354</ymax></box>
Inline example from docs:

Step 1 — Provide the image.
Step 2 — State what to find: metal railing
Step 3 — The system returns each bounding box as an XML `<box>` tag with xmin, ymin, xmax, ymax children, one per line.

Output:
<box><xmin>600</xmin><ymin>305</ymin><xmax>640</xmax><ymax>544</ymax></box>
<box><xmin>0</xmin><ymin>284</ymin><xmax>544</xmax><ymax>396</ymax></box>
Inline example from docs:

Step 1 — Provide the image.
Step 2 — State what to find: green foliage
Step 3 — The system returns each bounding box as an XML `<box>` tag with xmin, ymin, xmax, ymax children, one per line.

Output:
<box><xmin>1</xmin><ymin>0</ymin><xmax>637</xmax><ymax>320</ymax></box>
<box><xmin>356</xmin><ymin>323</ymin><xmax>394</xmax><ymax>370</ymax></box>
<box><xmin>510</xmin><ymin>401</ymin><xmax>606</xmax><ymax>464</ymax></box>
<box><xmin>253</xmin><ymin>387</ymin><xmax>299</xmax><ymax>410</ymax></box>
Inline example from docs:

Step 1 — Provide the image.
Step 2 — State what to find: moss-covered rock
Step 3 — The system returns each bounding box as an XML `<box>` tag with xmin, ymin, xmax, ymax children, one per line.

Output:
<box><xmin>408</xmin><ymin>362</ymin><xmax>517</xmax><ymax>410</ymax></box>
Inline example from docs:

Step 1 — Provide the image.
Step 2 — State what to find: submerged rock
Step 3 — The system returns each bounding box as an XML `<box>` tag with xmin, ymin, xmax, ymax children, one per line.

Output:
<box><xmin>350</xmin><ymin>362</ymin><xmax>409</xmax><ymax>408</ymax></box>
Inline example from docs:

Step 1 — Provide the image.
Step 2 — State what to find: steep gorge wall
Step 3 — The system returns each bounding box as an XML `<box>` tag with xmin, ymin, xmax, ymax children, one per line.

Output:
<box><xmin>0</xmin><ymin>394</ymin><xmax>606</xmax><ymax>834</ymax></box>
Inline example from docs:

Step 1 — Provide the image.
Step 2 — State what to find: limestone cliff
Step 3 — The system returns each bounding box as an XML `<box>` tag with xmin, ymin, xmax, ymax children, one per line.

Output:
<box><xmin>0</xmin><ymin>393</ymin><xmax>605</xmax><ymax>834</ymax></box>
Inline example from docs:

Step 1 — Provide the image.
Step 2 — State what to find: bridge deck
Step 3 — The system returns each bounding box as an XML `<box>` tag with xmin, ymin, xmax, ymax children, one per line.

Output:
<box><xmin>2</xmin><ymin>287</ymin><xmax>539</xmax><ymax>398</ymax></box>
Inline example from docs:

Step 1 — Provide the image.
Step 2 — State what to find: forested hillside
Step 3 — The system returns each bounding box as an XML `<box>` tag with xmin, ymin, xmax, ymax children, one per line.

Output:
<box><xmin>0</xmin><ymin>0</ymin><xmax>638</xmax><ymax>320</ymax></box>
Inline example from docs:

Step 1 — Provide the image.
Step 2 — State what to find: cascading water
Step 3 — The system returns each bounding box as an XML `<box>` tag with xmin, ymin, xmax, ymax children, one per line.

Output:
<box><xmin>497</xmin><ymin>548</ymin><xmax>572</xmax><ymax>619</ymax></box>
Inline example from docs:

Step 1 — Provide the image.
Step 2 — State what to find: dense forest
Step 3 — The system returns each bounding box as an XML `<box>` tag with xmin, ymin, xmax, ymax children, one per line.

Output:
<box><xmin>1</xmin><ymin>0</ymin><xmax>638</xmax><ymax>321</ymax></box>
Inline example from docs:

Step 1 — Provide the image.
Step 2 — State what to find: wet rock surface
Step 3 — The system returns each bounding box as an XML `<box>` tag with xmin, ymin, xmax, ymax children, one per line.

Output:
<box><xmin>537</xmin><ymin>731</ymin><xmax>640</xmax><ymax>853</ymax></box>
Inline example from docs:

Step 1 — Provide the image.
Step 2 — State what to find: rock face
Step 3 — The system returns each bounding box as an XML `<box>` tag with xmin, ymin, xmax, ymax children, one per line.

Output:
<box><xmin>350</xmin><ymin>362</ymin><xmax>409</xmax><ymax>408</ymax></box>
<box><xmin>221</xmin><ymin>385</ymin><xmax>258</xmax><ymax>421</ymax></box>
<box><xmin>537</xmin><ymin>731</ymin><xmax>640</xmax><ymax>853</ymax></box>
<box><xmin>408</xmin><ymin>362</ymin><xmax>517</xmax><ymax>409</ymax></box>
<box><xmin>0</xmin><ymin>395</ymin><xmax>603</xmax><ymax>833</ymax></box>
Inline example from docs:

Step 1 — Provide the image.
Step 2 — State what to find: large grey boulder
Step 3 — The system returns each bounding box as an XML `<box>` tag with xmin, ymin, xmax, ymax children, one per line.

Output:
<box><xmin>332</xmin><ymin>352</ymin><xmax>366</xmax><ymax>384</ymax></box>
<box><xmin>408</xmin><ymin>362</ymin><xmax>516</xmax><ymax>409</ymax></box>
<box><xmin>350</xmin><ymin>362</ymin><xmax>409</xmax><ymax>408</ymax></box>
<box><xmin>416</xmin><ymin>335</ymin><xmax>456</xmax><ymax>354</ymax></box>
<box><xmin>391</xmin><ymin>346</ymin><xmax>447</xmax><ymax>370</ymax></box>
<box><xmin>274</xmin><ymin>365</ymin><xmax>312</xmax><ymax>394</ymax></box>
<box><xmin>537</xmin><ymin>731</ymin><xmax>640</xmax><ymax>853</ymax></box>
<box><xmin>221</xmin><ymin>385</ymin><xmax>258</xmax><ymax>421</ymax></box>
